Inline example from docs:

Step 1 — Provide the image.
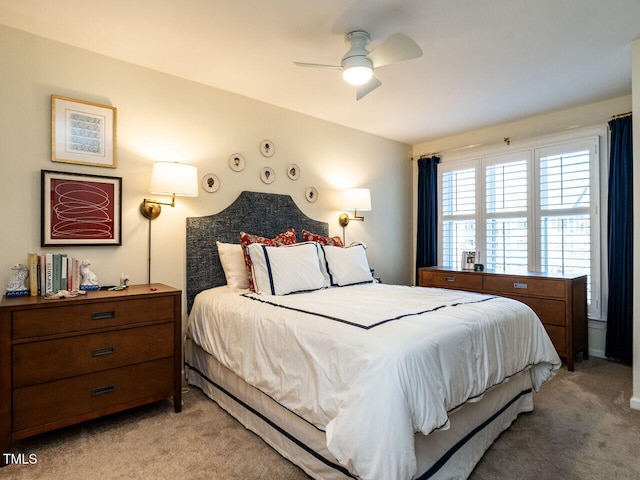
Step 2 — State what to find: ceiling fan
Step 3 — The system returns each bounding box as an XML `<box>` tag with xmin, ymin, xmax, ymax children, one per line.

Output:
<box><xmin>294</xmin><ymin>30</ymin><xmax>423</xmax><ymax>100</ymax></box>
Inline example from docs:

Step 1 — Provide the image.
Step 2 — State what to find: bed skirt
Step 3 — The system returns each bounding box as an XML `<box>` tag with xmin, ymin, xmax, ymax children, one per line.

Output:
<box><xmin>184</xmin><ymin>337</ymin><xmax>534</xmax><ymax>480</ymax></box>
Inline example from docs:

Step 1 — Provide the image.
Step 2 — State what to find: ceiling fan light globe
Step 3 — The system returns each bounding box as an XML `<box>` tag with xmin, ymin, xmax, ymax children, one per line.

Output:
<box><xmin>342</xmin><ymin>66</ymin><xmax>373</xmax><ymax>85</ymax></box>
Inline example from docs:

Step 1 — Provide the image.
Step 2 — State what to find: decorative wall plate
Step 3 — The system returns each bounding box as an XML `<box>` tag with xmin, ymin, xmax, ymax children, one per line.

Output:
<box><xmin>305</xmin><ymin>187</ymin><xmax>318</xmax><ymax>203</ymax></box>
<box><xmin>202</xmin><ymin>173</ymin><xmax>220</xmax><ymax>193</ymax></box>
<box><xmin>228</xmin><ymin>153</ymin><xmax>245</xmax><ymax>172</ymax></box>
<box><xmin>260</xmin><ymin>166</ymin><xmax>275</xmax><ymax>184</ymax></box>
<box><xmin>287</xmin><ymin>163</ymin><xmax>300</xmax><ymax>180</ymax></box>
<box><xmin>260</xmin><ymin>139</ymin><xmax>275</xmax><ymax>157</ymax></box>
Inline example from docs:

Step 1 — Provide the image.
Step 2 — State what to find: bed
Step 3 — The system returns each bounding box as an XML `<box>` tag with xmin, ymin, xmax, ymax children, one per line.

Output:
<box><xmin>184</xmin><ymin>191</ymin><xmax>561</xmax><ymax>480</ymax></box>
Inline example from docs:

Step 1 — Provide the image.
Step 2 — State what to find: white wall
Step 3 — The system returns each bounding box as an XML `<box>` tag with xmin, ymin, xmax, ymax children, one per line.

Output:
<box><xmin>411</xmin><ymin>95</ymin><xmax>633</xmax><ymax>359</ymax></box>
<box><xmin>0</xmin><ymin>25</ymin><xmax>413</xmax><ymax>321</ymax></box>
<box><xmin>631</xmin><ymin>38</ymin><xmax>640</xmax><ymax>411</ymax></box>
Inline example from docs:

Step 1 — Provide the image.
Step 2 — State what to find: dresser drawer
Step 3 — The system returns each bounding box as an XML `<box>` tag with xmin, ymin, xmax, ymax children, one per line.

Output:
<box><xmin>501</xmin><ymin>295</ymin><xmax>566</xmax><ymax>327</ymax></box>
<box><xmin>419</xmin><ymin>271</ymin><xmax>483</xmax><ymax>290</ymax></box>
<box><xmin>13</xmin><ymin>358</ymin><xmax>174</xmax><ymax>433</ymax></box>
<box><xmin>13</xmin><ymin>323</ymin><xmax>174</xmax><ymax>388</ymax></box>
<box><xmin>482</xmin><ymin>275</ymin><xmax>566</xmax><ymax>299</ymax></box>
<box><xmin>12</xmin><ymin>296</ymin><xmax>175</xmax><ymax>339</ymax></box>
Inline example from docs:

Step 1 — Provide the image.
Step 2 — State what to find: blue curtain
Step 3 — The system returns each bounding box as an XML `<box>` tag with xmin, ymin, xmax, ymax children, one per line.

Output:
<box><xmin>605</xmin><ymin>115</ymin><xmax>633</xmax><ymax>363</ymax></box>
<box><xmin>416</xmin><ymin>156</ymin><xmax>440</xmax><ymax>282</ymax></box>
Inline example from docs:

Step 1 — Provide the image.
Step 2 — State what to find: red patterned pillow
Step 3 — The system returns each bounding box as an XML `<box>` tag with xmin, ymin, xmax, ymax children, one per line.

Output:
<box><xmin>239</xmin><ymin>228</ymin><xmax>297</xmax><ymax>291</ymax></box>
<box><xmin>302</xmin><ymin>229</ymin><xmax>344</xmax><ymax>247</ymax></box>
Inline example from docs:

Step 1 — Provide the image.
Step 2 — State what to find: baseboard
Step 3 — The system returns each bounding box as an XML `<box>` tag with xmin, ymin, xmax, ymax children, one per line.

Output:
<box><xmin>630</xmin><ymin>396</ymin><xmax>640</xmax><ymax>411</ymax></box>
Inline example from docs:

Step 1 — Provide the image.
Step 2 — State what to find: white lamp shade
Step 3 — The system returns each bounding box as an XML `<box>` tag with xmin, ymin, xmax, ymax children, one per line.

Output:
<box><xmin>150</xmin><ymin>162</ymin><xmax>198</xmax><ymax>197</ymax></box>
<box><xmin>341</xmin><ymin>188</ymin><xmax>371</xmax><ymax>211</ymax></box>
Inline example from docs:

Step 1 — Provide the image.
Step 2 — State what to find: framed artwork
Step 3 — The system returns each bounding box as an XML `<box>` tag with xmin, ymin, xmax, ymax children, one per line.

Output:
<box><xmin>202</xmin><ymin>173</ymin><xmax>220</xmax><ymax>192</ymax></box>
<box><xmin>461</xmin><ymin>250</ymin><xmax>476</xmax><ymax>270</ymax></box>
<box><xmin>41</xmin><ymin>170</ymin><xmax>122</xmax><ymax>246</ymax></box>
<box><xmin>260</xmin><ymin>139</ymin><xmax>275</xmax><ymax>157</ymax></box>
<box><xmin>287</xmin><ymin>163</ymin><xmax>300</xmax><ymax>180</ymax></box>
<box><xmin>228</xmin><ymin>153</ymin><xmax>245</xmax><ymax>172</ymax></box>
<box><xmin>305</xmin><ymin>187</ymin><xmax>318</xmax><ymax>203</ymax></box>
<box><xmin>51</xmin><ymin>95</ymin><xmax>117</xmax><ymax>168</ymax></box>
<box><xmin>260</xmin><ymin>166</ymin><xmax>275</xmax><ymax>184</ymax></box>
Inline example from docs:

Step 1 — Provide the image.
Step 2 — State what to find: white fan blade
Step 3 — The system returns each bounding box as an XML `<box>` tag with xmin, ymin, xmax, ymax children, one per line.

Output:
<box><xmin>366</xmin><ymin>33</ymin><xmax>422</xmax><ymax>68</ymax></box>
<box><xmin>293</xmin><ymin>61</ymin><xmax>342</xmax><ymax>69</ymax></box>
<box><xmin>356</xmin><ymin>77</ymin><xmax>382</xmax><ymax>100</ymax></box>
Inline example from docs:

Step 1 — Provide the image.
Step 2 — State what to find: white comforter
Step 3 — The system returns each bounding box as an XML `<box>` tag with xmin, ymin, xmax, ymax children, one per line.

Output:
<box><xmin>187</xmin><ymin>283</ymin><xmax>561</xmax><ymax>480</ymax></box>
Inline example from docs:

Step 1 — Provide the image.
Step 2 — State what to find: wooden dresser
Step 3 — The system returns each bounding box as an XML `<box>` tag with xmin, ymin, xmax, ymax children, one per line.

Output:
<box><xmin>418</xmin><ymin>267</ymin><xmax>588</xmax><ymax>371</ymax></box>
<box><xmin>0</xmin><ymin>283</ymin><xmax>182</xmax><ymax>464</ymax></box>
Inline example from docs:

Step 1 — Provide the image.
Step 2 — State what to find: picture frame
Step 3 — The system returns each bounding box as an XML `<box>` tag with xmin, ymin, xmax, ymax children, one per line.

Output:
<box><xmin>260</xmin><ymin>166</ymin><xmax>275</xmax><ymax>184</ymax></box>
<box><xmin>260</xmin><ymin>139</ymin><xmax>275</xmax><ymax>157</ymax></box>
<box><xmin>461</xmin><ymin>250</ymin><xmax>476</xmax><ymax>270</ymax></box>
<box><xmin>287</xmin><ymin>163</ymin><xmax>300</xmax><ymax>180</ymax></box>
<box><xmin>41</xmin><ymin>170</ymin><xmax>122</xmax><ymax>246</ymax></box>
<box><xmin>305</xmin><ymin>186</ymin><xmax>318</xmax><ymax>203</ymax></box>
<box><xmin>202</xmin><ymin>173</ymin><xmax>220</xmax><ymax>193</ymax></box>
<box><xmin>51</xmin><ymin>95</ymin><xmax>117</xmax><ymax>168</ymax></box>
<box><xmin>228</xmin><ymin>153</ymin><xmax>245</xmax><ymax>172</ymax></box>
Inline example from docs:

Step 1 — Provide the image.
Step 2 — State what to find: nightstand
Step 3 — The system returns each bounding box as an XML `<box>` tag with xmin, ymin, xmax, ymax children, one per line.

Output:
<box><xmin>0</xmin><ymin>284</ymin><xmax>182</xmax><ymax>465</ymax></box>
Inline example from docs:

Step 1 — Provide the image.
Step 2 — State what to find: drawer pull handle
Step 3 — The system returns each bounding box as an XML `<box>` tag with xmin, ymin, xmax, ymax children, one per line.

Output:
<box><xmin>92</xmin><ymin>311</ymin><xmax>115</xmax><ymax>320</ymax></box>
<box><xmin>92</xmin><ymin>385</ymin><xmax>115</xmax><ymax>396</ymax></box>
<box><xmin>91</xmin><ymin>346</ymin><xmax>115</xmax><ymax>357</ymax></box>
<box><xmin>514</xmin><ymin>283</ymin><xmax>528</xmax><ymax>289</ymax></box>
<box><xmin>445</xmin><ymin>277</ymin><xmax>456</xmax><ymax>282</ymax></box>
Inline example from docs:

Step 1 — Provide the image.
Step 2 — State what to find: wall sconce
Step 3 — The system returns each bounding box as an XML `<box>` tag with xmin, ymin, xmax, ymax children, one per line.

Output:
<box><xmin>338</xmin><ymin>188</ymin><xmax>372</xmax><ymax>227</ymax></box>
<box><xmin>140</xmin><ymin>161</ymin><xmax>198</xmax><ymax>284</ymax></box>
<box><xmin>140</xmin><ymin>161</ymin><xmax>199</xmax><ymax>219</ymax></box>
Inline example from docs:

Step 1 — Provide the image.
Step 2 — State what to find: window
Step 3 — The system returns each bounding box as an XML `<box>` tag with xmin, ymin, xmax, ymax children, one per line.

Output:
<box><xmin>485</xmin><ymin>154</ymin><xmax>530</xmax><ymax>272</ymax></box>
<box><xmin>438</xmin><ymin>135</ymin><xmax>601</xmax><ymax>317</ymax></box>
<box><xmin>441</xmin><ymin>166</ymin><xmax>476</xmax><ymax>269</ymax></box>
<box><xmin>536</xmin><ymin>142</ymin><xmax>594</xmax><ymax>303</ymax></box>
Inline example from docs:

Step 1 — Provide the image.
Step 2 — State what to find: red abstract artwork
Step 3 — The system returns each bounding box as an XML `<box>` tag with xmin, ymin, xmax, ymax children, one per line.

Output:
<box><xmin>42</xmin><ymin>170</ymin><xmax>121</xmax><ymax>246</ymax></box>
<box><xmin>50</xmin><ymin>178</ymin><xmax>115</xmax><ymax>240</ymax></box>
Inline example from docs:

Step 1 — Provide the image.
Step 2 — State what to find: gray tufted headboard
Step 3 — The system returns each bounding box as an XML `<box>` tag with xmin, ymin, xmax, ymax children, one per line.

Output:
<box><xmin>186</xmin><ymin>191</ymin><xmax>328</xmax><ymax>312</ymax></box>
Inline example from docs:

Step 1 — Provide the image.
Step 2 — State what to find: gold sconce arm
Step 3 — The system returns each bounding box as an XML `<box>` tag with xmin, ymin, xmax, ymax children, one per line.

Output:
<box><xmin>140</xmin><ymin>194</ymin><xmax>176</xmax><ymax>220</ymax></box>
<box><xmin>338</xmin><ymin>209</ymin><xmax>365</xmax><ymax>227</ymax></box>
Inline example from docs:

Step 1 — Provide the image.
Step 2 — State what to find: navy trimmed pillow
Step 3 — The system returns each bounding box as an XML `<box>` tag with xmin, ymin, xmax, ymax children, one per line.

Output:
<box><xmin>247</xmin><ymin>242</ymin><xmax>325</xmax><ymax>295</ymax></box>
<box><xmin>239</xmin><ymin>228</ymin><xmax>297</xmax><ymax>291</ymax></box>
<box><xmin>321</xmin><ymin>243</ymin><xmax>374</xmax><ymax>287</ymax></box>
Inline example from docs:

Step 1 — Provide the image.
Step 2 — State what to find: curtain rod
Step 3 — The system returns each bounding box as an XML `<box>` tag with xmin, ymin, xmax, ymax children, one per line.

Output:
<box><xmin>417</xmin><ymin>112</ymin><xmax>633</xmax><ymax>160</ymax></box>
<box><xmin>417</xmin><ymin>142</ymin><xmax>486</xmax><ymax>160</ymax></box>
<box><xmin>418</xmin><ymin>139</ymin><xmax>513</xmax><ymax>159</ymax></box>
<box><xmin>611</xmin><ymin>111</ymin><xmax>632</xmax><ymax>120</ymax></box>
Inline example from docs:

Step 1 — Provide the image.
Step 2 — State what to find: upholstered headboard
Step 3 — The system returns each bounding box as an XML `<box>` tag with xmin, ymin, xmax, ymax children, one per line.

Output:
<box><xmin>186</xmin><ymin>191</ymin><xmax>328</xmax><ymax>311</ymax></box>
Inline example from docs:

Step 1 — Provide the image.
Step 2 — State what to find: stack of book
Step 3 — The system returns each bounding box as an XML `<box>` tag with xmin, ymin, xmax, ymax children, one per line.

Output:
<box><xmin>26</xmin><ymin>253</ymin><xmax>83</xmax><ymax>296</ymax></box>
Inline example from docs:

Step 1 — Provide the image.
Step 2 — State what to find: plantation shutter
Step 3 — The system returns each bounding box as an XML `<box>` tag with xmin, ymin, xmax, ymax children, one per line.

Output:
<box><xmin>485</xmin><ymin>158</ymin><xmax>529</xmax><ymax>272</ymax></box>
<box><xmin>441</xmin><ymin>166</ymin><xmax>476</xmax><ymax>269</ymax></box>
<box><xmin>538</xmin><ymin>147</ymin><xmax>592</xmax><ymax>301</ymax></box>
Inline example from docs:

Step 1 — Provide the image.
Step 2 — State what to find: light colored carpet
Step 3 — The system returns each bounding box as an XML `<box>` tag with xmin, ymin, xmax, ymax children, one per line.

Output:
<box><xmin>472</xmin><ymin>357</ymin><xmax>640</xmax><ymax>480</ymax></box>
<box><xmin>3</xmin><ymin>357</ymin><xmax>640</xmax><ymax>480</ymax></box>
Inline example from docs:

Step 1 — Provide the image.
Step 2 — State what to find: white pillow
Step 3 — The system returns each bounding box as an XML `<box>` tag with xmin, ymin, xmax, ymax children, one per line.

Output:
<box><xmin>321</xmin><ymin>243</ymin><xmax>374</xmax><ymax>287</ymax></box>
<box><xmin>247</xmin><ymin>242</ymin><xmax>325</xmax><ymax>295</ymax></box>
<box><xmin>217</xmin><ymin>242</ymin><xmax>250</xmax><ymax>290</ymax></box>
